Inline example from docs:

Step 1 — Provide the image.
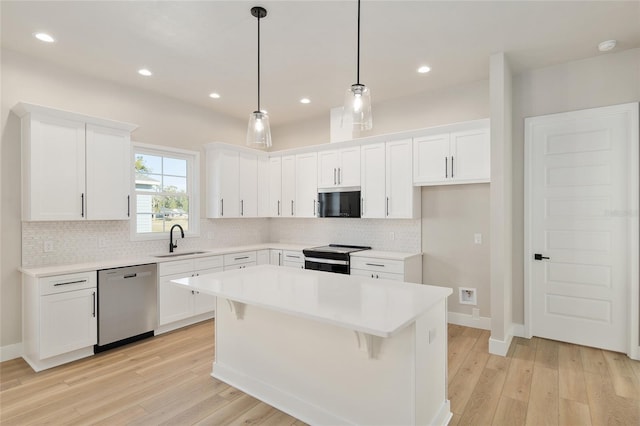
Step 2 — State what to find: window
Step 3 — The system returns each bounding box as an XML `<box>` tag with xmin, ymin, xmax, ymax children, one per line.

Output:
<box><xmin>131</xmin><ymin>143</ymin><xmax>199</xmax><ymax>239</ymax></box>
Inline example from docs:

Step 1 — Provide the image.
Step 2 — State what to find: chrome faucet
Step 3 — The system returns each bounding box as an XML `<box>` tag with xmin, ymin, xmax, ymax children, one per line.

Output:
<box><xmin>169</xmin><ymin>224</ymin><xmax>184</xmax><ymax>253</ymax></box>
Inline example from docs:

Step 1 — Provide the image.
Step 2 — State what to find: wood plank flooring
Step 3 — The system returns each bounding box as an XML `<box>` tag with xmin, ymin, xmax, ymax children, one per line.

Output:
<box><xmin>1</xmin><ymin>321</ymin><xmax>638</xmax><ymax>425</ymax></box>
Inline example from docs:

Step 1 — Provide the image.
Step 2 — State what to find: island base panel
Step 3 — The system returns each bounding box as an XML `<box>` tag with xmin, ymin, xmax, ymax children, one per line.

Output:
<box><xmin>213</xmin><ymin>298</ymin><xmax>450</xmax><ymax>425</ymax></box>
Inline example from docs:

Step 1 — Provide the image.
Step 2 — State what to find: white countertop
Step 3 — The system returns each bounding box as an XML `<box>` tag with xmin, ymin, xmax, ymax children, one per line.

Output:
<box><xmin>172</xmin><ymin>265</ymin><xmax>450</xmax><ymax>338</ymax></box>
<box><xmin>20</xmin><ymin>243</ymin><xmax>422</xmax><ymax>278</ymax></box>
<box><xmin>20</xmin><ymin>243</ymin><xmax>311</xmax><ymax>278</ymax></box>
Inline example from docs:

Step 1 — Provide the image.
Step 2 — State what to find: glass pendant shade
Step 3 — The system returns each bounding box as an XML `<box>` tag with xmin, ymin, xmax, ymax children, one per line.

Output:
<box><xmin>246</xmin><ymin>110</ymin><xmax>272</xmax><ymax>148</ymax></box>
<box><xmin>343</xmin><ymin>83</ymin><xmax>372</xmax><ymax>131</ymax></box>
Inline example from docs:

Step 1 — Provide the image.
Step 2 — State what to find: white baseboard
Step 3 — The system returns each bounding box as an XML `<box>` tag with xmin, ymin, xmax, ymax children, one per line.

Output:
<box><xmin>489</xmin><ymin>333</ymin><xmax>514</xmax><ymax>356</ymax></box>
<box><xmin>447</xmin><ymin>311</ymin><xmax>491</xmax><ymax>330</ymax></box>
<box><xmin>0</xmin><ymin>342</ymin><xmax>23</xmax><ymax>362</ymax></box>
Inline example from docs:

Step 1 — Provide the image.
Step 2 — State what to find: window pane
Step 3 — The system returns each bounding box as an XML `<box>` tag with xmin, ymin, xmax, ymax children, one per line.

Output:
<box><xmin>135</xmin><ymin>154</ymin><xmax>161</xmax><ymax>174</ymax></box>
<box><xmin>163</xmin><ymin>157</ymin><xmax>187</xmax><ymax>177</ymax></box>
<box><xmin>135</xmin><ymin>173</ymin><xmax>161</xmax><ymax>192</ymax></box>
<box><xmin>163</xmin><ymin>176</ymin><xmax>187</xmax><ymax>193</ymax></box>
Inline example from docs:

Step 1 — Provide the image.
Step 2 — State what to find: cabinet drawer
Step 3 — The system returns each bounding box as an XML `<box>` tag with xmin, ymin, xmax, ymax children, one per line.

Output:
<box><xmin>282</xmin><ymin>250</ymin><xmax>304</xmax><ymax>263</ymax></box>
<box><xmin>224</xmin><ymin>251</ymin><xmax>257</xmax><ymax>266</ymax></box>
<box><xmin>40</xmin><ymin>271</ymin><xmax>97</xmax><ymax>296</ymax></box>
<box><xmin>224</xmin><ymin>263</ymin><xmax>256</xmax><ymax>271</ymax></box>
<box><xmin>194</xmin><ymin>256</ymin><xmax>223</xmax><ymax>271</ymax></box>
<box><xmin>283</xmin><ymin>261</ymin><xmax>304</xmax><ymax>269</ymax></box>
<box><xmin>158</xmin><ymin>259</ymin><xmax>194</xmax><ymax>277</ymax></box>
<box><xmin>350</xmin><ymin>257</ymin><xmax>404</xmax><ymax>274</ymax></box>
<box><xmin>351</xmin><ymin>268</ymin><xmax>404</xmax><ymax>281</ymax></box>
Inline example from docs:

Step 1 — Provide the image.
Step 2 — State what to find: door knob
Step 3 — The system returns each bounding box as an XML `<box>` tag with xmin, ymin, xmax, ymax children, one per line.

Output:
<box><xmin>534</xmin><ymin>253</ymin><xmax>550</xmax><ymax>260</ymax></box>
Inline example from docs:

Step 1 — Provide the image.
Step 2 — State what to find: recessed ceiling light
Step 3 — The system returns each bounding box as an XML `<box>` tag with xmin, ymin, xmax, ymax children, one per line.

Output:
<box><xmin>417</xmin><ymin>65</ymin><xmax>431</xmax><ymax>74</ymax></box>
<box><xmin>598</xmin><ymin>40</ymin><xmax>617</xmax><ymax>52</ymax></box>
<box><xmin>34</xmin><ymin>32</ymin><xmax>55</xmax><ymax>43</ymax></box>
<box><xmin>209</xmin><ymin>92</ymin><xmax>221</xmax><ymax>99</ymax></box>
<box><xmin>300</xmin><ymin>98</ymin><xmax>311</xmax><ymax>104</ymax></box>
<box><xmin>138</xmin><ymin>68</ymin><xmax>152</xmax><ymax>77</ymax></box>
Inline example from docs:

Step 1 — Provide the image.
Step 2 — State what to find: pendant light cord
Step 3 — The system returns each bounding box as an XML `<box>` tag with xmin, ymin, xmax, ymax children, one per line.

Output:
<box><xmin>356</xmin><ymin>0</ymin><xmax>361</xmax><ymax>85</ymax></box>
<box><xmin>257</xmin><ymin>13</ymin><xmax>261</xmax><ymax>112</ymax></box>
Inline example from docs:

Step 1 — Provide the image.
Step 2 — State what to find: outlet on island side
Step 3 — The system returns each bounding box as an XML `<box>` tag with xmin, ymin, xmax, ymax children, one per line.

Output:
<box><xmin>458</xmin><ymin>287</ymin><xmax>477</xmax><ymax>305</ymax></box>
<box><xmin>43</xmin><ymin>241</ymin><xmax>54</xmax><ymax>253</ymax></box>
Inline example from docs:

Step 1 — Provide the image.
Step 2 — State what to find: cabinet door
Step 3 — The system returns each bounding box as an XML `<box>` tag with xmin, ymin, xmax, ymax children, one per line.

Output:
<box><xmin>338</xmin><ymin>146</ymin><xmax>361</xmax><ymax>187</ymax></box>
<box><xmin>269</xmin><ymin>249</ymin><xmax>283</xmax><ymax>265</ymax></box>
<box><xmin>193</xmin><ymin>267</ymin><xmax>221</xmax><ymax>316</ymax></box>
<box><xmin>360</xmin><ymin>143</ymin><xmax>386</xmax><ymax>218</ymax></box>
<box><xmin>281</xmin><ymin>155</ymin><xmax>296</xmax><ymax>217</ymax></box>
<box><xmin>450</xmin><ymin>128</ymin><xmax>490</xmax><ymax>182</ymax></box>
<box><xmin>257</xmin><ymin>249</ymin><xmax>270</xmax><ymax>265</ymax></box>
<box><xmin>295</xmin><ymin>153</ymin><xmax>318</xmax><ymax>217</ymax></box>
<box><xmin>386</xmin><ymin>139</ymin><xmax>415</xmax><ymax>218</ymax></box>
<box><xmin>208</xmin><ymin>149</ymin><xmax>239</xmax><ymax>218</ymax></box>
<box><xmin>268</xmin><ymin>157</ymin><xmax>282</xmax><ymax>217</ymax></box>
<box><xmin>239</xmin><ymin>152</ymin><xmax>258</xmax><ymax>217</ymax></box>
<box><xmin>317</xmin><ymin>150</ymin><xmax>339</xmax><ymax>188</ymax></box>
<box><xmin>257</xmin><ymin>156</ymin><xmax>270</xmax><ymax>217</ymax></box>
<box><xmin>26</xmin><ymin>115</ymin><xmax>86</xmax><ymax>221</ymax></box>
<box><xmin>159</xmin><ymin>272</ymin><xmax>194</xmax><ymax>325</ymax></box>
<box><xmin>40</xmin><ymin>288</ymin><xmax>97</xmax><ymax>358</ymax></box>
<box><xmin>413</xmin><ymin>134</ymin><xmax>451</xmax><ymax>184</ymax></box>
<box><xmin>86</xmin><ymin>124</ymin><xmax>131</xmax><ymax>220</ymax></box>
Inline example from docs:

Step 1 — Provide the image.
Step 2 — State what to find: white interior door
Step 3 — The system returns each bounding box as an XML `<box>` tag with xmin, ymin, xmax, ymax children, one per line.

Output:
<box><xmin>525</xmin><ymin>102</ymin><xmax>638</xmax><ymax>354</ymax></box>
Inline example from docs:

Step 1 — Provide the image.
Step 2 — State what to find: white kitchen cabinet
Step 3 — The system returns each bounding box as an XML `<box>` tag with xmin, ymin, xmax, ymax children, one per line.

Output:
<box><xmin>281</xmin><ymin>155</ymin><xmax>296</xmax><ymax>217</ymax></box>
<box><xmin>157</xmin><ymin>256</ymin><xmax>222</xmax><ymax>329</ymax></box>
<box><xmin>22</xmin><ymin>271</ymin><xmax>98</xmax><ymax>371</ymax></box>
<box><xmin>386</xmin><ymin>139</ymin><xmax>419</xmax><ymax>218</ymax></box>
<box><xmin>295</xmin><ymin>152</ymin><xmax>318</xmax><ymax>218</ymax></box>
<box><xmin>257</xmin><ymin>156</ymin><xmax>270</xmax><ymax>217</ymax></box>
<box><xmin>413</xmin><ymin>122</ymin><xmax>490</xmax><ymax>185</ymax></box>
<box><xmin>317</xmin><ymin>146</ymin><xmax>360</xmax><ymax>189</ymax></box>
<box><xmin>361</xmin><ymin>140</ymin><xmax>420</xmax><ymax>219</ymax></box>
<box><xmin>282</xmin><ymin>250</ymin><xmax>305</xmax><ymax>269</ymax></box>
<box><xmin>270</xmin><ymin>249</ymin><xmax>283</xmax><ymax>265</ymax></box>
<box><xmin>257</xmin><ymin>249</ymin><xmax>270</xmax><ymax>265</ymax></box>
<box><xmin>350</xmin><ymin>253</ymin><xmax>422</xmax><ymax>283</ymax></box>
<box><xmin>223</xmin><ymin>251</ymin><xmax>258</xmax><ymax>270</ymax></box>
<box><xmin>268</xmin><ymin>157</ymin><xmax>283</xmax><ymax>217</ymax></box>
<box><xmin>15</xmin><ymin>103</ymin><xmax>136</xmax><ymax>221</ymax></box>
<box><xmin>206</xmin><ymin>146</ymin><xmax>265</xmax><ymax>218</ymax></box>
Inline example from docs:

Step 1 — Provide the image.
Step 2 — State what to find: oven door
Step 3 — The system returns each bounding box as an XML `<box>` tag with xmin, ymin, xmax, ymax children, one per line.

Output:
<box><xmin>304</xmin><ymin>257</ymin><xmax>350</xmax><ymax>274</ymax></box>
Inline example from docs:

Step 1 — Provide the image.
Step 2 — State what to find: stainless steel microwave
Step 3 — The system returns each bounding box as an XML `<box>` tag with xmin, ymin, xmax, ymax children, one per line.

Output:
<box><xmin>317</xmin><ymin>190</ymin><xmax>361</xmax><ymax>218</ymax></box>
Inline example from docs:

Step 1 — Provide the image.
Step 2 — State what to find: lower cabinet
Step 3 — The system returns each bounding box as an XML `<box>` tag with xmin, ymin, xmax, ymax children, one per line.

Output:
<box><xmin>269</xmin><ymin>249</ymin><xmax>283</xmax><ymax>265</ymax></box>
<box><xmin>282</xmin><ymin>250</ymin><xmax>305</xmax><ymax>269</ymax></box>
<box><xmin>350</xmin><ymin>254</ymin><xmax>422</xmax><ymax>283</ymax></box>
<box><xmin>257</xmin><ymin>249</ymin><xmax>270</xmax><ymax>265</ymax></box>
<box><xmin>22</xmin><ymin>271</ymin><xmax>97</xmax><ymax>371</ymax></box>
<box><xmin>158</xmin><ymin>256</ymin><xmax>222</xmax><ymax>329</ymax></box>
<box><xmin>223</xmin><ymin>251</ymin><xmax>257</xmax><ymax>270</ymax></box>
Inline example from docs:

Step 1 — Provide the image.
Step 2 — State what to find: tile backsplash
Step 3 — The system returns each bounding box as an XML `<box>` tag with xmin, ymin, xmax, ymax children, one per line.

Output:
<box><xmin>22</xmin><ymin>218</ymin><xmax>420</xmax><ymax>267</ymax></box>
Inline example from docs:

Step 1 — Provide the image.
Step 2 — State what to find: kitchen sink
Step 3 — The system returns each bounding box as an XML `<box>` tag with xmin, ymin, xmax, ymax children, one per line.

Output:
<box><xmin>153</xmin><ymin>251</ymin><xmax>209</xmax><ymax>258</ymax></box>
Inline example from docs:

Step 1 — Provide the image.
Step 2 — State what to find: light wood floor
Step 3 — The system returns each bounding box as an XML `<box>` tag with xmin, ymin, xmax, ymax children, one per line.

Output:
<box><xmin>1</xmin><ymin>321</ymin><xmax>638</xmax><ymax>425</ymax></box>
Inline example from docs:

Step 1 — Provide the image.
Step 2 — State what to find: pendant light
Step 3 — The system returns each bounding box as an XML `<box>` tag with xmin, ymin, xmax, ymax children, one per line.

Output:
<box><xmin>247</xmin><ymin>6</ymin><xmax>272</xmax><ymax>149</ymax></box>
<box><xmin>342</xmin><ymin>0</ymin><xmax>372</xmax><ymax>131</ymax></box>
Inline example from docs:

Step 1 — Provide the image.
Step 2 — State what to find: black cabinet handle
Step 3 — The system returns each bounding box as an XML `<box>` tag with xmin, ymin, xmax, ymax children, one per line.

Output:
<box><xmin>221</xmin><ymin>199</ymin><xmax>224</xmax><ymax>217</ymax></box>
<box><xmin>81</xmin><ymin>193</ymin><xmax>85</xmax><ymax>217</ymax></box>
<box><xmin>445</xmin><ymin>157</ymin><xmax>448</xmax><ymax>178</ymax></box>
<box><xmin>127</xmin><ymin>195</ymin><xmax>130</xmax><ymax>217</ymax></box>
<box><xmin>241</xmin><ymin>199</ymin><xmax>244</xmax><ymax>216</ymax></box>
<box><xmin>92</xmin><ymin>292</ymin><xmax>96</xmax><ymax>317</ymax></box>
<box><xmin>534</xmin><ymin>253</ymin><xmax>550</xmax><ymax>260</ymax></box>
<box><xmin>277</xmin><ymin>200</ymin><xmax>280</xmax><ymax>216</ymax></box>
<box><xmin>451</xmin><ymin>156</ymin><xmax>454</xmax><ymax>178</ymax></box>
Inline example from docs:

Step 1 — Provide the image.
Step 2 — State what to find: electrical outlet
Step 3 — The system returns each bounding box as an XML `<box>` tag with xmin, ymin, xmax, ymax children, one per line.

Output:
<box><xmin>472</xmin><ymin>308</ymin><xmax>480</xmax><ymax>319</ymax></box>
<box><xmin>98</xmin><ymin>237</ymin><xmax>107</xmax><ymax>248</ymax></box>
<box><xmin>474</xmin><ymin>233</ymin><xmax>482</xmax><ymax>244</ymax></box>
<box><xmin>459</xmin><ymin>287</ymin><xmax>477</xmax><ymax>305</ymax></box>
<box><xmin>44</xmin><ymin>241</ymin><xmax>54</xmax><ymax>253</ymax></box>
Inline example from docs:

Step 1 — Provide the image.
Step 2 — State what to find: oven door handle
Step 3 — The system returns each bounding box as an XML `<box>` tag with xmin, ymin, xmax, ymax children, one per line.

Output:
<box><xmin>304</xmin><ymin>257</ymin><xmax>349</xmax><ymax>266</ymax></box>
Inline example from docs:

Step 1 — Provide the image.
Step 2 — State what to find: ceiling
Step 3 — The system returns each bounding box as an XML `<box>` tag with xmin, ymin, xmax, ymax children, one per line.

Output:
<box><xmin>2</xmin><ymin>1</ymin><xmax>639</xmax><ymax>126</ymax></box>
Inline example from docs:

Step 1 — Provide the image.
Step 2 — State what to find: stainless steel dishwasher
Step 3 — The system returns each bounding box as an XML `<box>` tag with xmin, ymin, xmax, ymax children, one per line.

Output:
<box><xmin>95</xmin><ymin>263</ymin><xmax>157</xmax><ymax>352</ymax></box>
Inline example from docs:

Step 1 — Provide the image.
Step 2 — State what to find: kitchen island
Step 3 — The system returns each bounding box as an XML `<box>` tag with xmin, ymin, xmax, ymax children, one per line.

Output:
<box><xmin>172</xmin><ymin>265</ymin><xmax>452</xmax><ymax>426</ymax></box>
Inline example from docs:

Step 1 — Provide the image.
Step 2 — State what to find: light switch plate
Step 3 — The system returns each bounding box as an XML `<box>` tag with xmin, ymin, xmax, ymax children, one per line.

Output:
<box><xmin>474</xmin><ymin>233</ymin><xmax>482</xmax><ymax>244</ymax></box>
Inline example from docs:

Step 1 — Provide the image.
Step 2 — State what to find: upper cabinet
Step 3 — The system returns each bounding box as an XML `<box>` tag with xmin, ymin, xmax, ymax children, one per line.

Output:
<box><xmin>206</xmin><ymin>145</ymin><xmax>265</xmax><ymax>218</ymax></box>
<box><xmin>361</xmin><ymin>139</ymin><xmax>420</xmax><ymax>219</ymax></box>
<box><xmin>317</xmin><ymin>146</ymin><xmax>360</xmax><ymax>189</ymax></box>
<box><xmin>295</xmin><ymin>152</ymin><xmax>318</xmax><ymax>218</ymax></box>
<box><xmin>413</xmin><ymin>121</ymin><xmax>490</xmax><ymax>186</ymax></box>
<box><xmin>15</xmin><ymin>103</ymin><xmax>136</xmax><ymax>221</ymax></box>
<box><xmin>268</xmin><ymin>156</ymin><xmax>283</xmax><ymax>217</ymax></box>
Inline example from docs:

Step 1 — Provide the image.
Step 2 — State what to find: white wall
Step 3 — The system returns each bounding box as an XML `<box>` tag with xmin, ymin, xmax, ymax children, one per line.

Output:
<box><xmin>0</xmin><ymin>48</ymin><xmax>248</xmax><ymax>348</ymax></box>
<box><xmin>511</xmin><ymin>47</ymin><xmax>640</xmax><ymax>325</ymax></box>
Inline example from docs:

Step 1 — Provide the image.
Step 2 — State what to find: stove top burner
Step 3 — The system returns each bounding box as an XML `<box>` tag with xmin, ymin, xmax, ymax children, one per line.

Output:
<box><xmin>304</xmin><ymin>244</ymin><xmax>371</xmax><ymax>255</ymax></box>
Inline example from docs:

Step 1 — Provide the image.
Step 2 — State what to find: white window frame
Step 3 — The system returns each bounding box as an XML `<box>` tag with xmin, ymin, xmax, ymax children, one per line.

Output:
<box><xmin>130</xmin><ymin>142</ymin><xmax>200</xmax><ymax>241</ymax></box>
